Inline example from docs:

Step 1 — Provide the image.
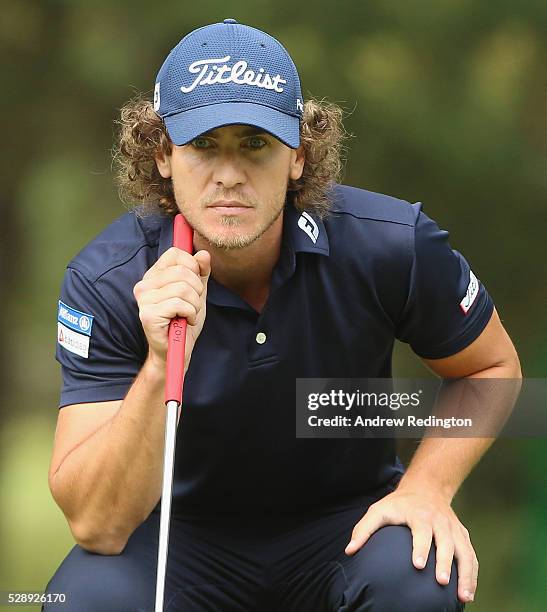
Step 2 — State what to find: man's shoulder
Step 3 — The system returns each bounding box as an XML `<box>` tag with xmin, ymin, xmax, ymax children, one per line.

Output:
<box><xmin>322</xmin><ymin>184</ymin><xmax>420</xmax><ymax>271</ymax></box>
<box><xmin>66</xmin><ymin>207</ymin><xmax>171</xmax><ymax>285</ymax></box>
<box><xmin>328</xmin><ymin>184</ymin><xmax>419</xmax><ymax>227</ymax></box>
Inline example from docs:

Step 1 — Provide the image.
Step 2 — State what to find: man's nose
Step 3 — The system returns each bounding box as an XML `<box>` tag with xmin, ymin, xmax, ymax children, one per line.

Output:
<box><xmin>212</xmin><ymin>151</ymin><xmax>246</xmax><ymax>188</ymax></box>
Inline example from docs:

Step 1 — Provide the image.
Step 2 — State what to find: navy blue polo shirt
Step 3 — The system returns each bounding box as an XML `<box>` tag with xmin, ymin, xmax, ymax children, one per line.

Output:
<box><xmin>55</xmin><ymin>183</ymin><xmax>494</xmax><ymax>517</ymax></box>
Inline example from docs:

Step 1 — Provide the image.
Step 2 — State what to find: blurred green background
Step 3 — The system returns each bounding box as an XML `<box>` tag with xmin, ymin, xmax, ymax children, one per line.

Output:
<box><xmin>1</xmin><ymin>1</ymin><xmax>546</xmax><ymax>610</ymax></box>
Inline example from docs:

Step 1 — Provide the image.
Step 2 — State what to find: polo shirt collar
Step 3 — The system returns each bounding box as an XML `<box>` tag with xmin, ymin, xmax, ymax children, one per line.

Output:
<box><xmin>157</xmin><ymin>212</ymin><xmax>175</xmax><ymax>259</ymax></box>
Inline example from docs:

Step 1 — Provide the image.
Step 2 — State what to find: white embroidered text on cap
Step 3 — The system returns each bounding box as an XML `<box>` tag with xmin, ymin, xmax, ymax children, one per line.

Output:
<box><xmin>180</xmin><ymin>56</ymin><xmax>287</xmax><ymax>94</ymax></box>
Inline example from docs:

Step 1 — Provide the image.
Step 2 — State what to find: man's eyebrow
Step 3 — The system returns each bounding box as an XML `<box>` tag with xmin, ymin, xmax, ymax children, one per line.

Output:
<box><xmin>204</xmin><ymin>127</ymin><xmax>269</xmax><ymax>137</ymax></box>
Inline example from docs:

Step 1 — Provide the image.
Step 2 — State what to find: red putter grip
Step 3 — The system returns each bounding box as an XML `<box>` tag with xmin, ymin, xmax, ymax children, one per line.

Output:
<box><xmin>165</xmin><ymin>214</ymin><xmax>194</xmax><ymax>404</ymax></box>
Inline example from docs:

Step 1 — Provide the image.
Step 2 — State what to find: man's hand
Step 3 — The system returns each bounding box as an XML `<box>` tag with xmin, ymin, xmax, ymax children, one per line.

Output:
<box><xmin>344</xmin><ymin>486</ymin><xmax>478</xmax><ymax>604</ymax></box>
<box><xmin>133</xmin><ymin>247</ymin><xmax>211</xmax><ymax>371</ymax></box>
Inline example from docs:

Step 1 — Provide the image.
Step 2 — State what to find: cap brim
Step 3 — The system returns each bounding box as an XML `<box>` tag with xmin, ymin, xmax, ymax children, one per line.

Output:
<box><xmin>163</xmin><ymin>102</ymin><xmax>300</xmax><ymax>149</ymax></box>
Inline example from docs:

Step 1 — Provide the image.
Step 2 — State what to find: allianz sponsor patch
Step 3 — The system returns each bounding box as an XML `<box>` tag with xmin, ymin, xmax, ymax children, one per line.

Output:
<box><xmin>460</xmin><ymin>270</ymin><xmax>479</xmax><ymax>314</ymax></box>
<box><xmin>57</xmin><ymin>301</ymin><xmax>94</xmax><ymax>358</ymax></box>
<box><xmin>58</xmin><ymin>301</ymin><xmax>94</xmax><ymax>336</ymax></box>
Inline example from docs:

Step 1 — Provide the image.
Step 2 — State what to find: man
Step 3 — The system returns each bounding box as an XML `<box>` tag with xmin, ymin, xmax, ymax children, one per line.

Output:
<box><xmin>45</xmin><ymin>19</ymin><xmax>521</xmax><ymax>611</ymax></box>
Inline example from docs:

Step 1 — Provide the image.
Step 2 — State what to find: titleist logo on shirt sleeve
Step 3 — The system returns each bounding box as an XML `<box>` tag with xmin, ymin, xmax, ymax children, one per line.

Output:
<box><xmin>180</xmin><ymin>55</ymin><xmax>287</xmax><ymax>93</ymax></box>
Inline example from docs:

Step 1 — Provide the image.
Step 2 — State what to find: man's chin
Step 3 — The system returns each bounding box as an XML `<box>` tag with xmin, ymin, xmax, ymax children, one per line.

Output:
<box><xmin>185</xmin><ymin>201</ymin><xmax>285</xmax><ymax>251</ymax></box>
<box><xmin>199</xmin><ymin>229</ymin><xmax>261</xmax><ymax>251</ymax></box>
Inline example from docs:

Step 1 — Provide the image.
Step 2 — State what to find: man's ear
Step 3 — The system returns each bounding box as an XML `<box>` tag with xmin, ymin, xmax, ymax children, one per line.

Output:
<box><xmin>289</xmin><ymin>144</ymin><xmax>305</xmax><ymax>181</ymax></box>
<box><xmin>155</xmin><ymin>150</ymin><xmax>172</xmax><ymax>179</ymax></box>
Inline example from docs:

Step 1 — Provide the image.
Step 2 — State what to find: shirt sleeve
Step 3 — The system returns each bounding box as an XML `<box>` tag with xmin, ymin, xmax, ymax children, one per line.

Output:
<box><xmin>395</xmin><ymin>204</ymin><xmax>494</xmax><ymax>359</ymax></box>
<box><xmin>55</xmin><ymin>267</ymin><xmax>145</xmax><ymax>408</ymax></box>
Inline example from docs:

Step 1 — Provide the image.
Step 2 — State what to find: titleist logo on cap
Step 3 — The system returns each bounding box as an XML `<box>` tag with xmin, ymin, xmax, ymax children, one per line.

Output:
<box><xmin>180</xmin><ymin>55</ymin><xmax>287</xmax><ymax>94</ymax></box>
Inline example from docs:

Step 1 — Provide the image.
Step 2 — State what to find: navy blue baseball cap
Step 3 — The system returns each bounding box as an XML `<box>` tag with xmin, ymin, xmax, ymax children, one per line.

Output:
<box><xmin>153</xmin><ymin>19</ymin><xmax>304</xmax><ymax>149</ymax></box>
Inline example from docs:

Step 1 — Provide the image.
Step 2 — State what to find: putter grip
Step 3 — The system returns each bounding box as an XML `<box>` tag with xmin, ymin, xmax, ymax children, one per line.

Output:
<box><xmin>164</xmin><ymin>214</ymin><xmax>194</xmax><ymax>404</ymax></box>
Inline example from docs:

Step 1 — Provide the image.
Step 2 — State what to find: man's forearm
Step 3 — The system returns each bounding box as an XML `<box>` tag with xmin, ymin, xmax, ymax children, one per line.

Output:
<box><xmin>51</xmin><ymin>356</ymin><xmax>171</xmax><ymax>553</ymax></box>
<box><xmin>397</xmin><ymin>361</ymin><xmax>522</xmax><ymax>502</ymax></box>
<box><xmin>397</xmin><ymin>437</ymin><xmax>494</xmax><ymax>503</ymax></box>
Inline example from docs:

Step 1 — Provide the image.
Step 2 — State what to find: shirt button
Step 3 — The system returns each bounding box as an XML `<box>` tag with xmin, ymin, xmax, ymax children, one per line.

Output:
<box><xmin>255</xmin><ymin>332</ymin><xmax>267</xmax><ymax>345</ymax></box>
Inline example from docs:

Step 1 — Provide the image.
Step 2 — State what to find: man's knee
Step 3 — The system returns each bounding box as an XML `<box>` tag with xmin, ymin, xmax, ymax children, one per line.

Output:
<box><xmin>42</xmin><ymin>545</ymin><xmax>154</xmax><ymax>612</ymax></box>
<box><xmin>342</xmin><ymin>526</ymin><xmax>463</xmax><ymax>611</ymax></box>
<box><xmin>365</xmin><ymin>561</ymin><xmax>463</xmax><ymax>612</ymax></box>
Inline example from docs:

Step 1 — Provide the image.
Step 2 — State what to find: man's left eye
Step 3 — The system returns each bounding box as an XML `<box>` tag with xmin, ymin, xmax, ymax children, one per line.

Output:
<box><xmin>192</xmin><ymin>137</ymin><xmax>211</xmax><ymax>149</ymax></box>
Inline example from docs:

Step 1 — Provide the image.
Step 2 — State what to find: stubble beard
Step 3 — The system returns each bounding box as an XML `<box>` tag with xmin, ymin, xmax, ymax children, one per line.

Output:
<box><xmin>173</xmin><ymin>184</ymin><xmax>288</xmax><ymax>251</ymax></box>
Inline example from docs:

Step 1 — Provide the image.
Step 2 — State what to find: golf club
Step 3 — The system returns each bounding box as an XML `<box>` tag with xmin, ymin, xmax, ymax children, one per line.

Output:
<box><xmin>154</xmin><ymin>213</ymin><xmax>193</xmax><ymax>612</ymax></box>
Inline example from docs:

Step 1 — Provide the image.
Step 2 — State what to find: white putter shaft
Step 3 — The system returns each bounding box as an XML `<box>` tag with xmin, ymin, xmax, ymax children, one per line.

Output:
<box><xmin>154</xmin><ymin>399</ymin><xmax>179</xmax><ymax>612</ymax></box>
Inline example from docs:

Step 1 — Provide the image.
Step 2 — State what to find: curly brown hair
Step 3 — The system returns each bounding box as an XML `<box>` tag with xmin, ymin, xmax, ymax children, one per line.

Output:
<box><xmin>112</xmin><ymin>93</ymin><xmax>351</xmax><ymax>219</ymax></box>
